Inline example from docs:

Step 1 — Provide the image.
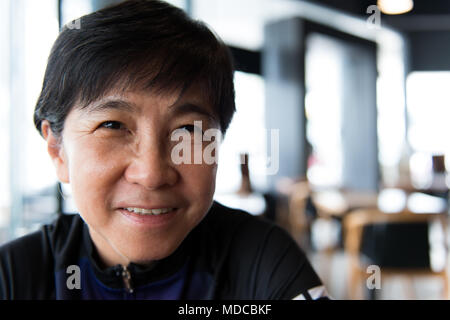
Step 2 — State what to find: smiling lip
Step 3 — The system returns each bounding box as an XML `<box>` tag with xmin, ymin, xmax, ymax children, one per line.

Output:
<box><xmin>117</xmin><ymin>206</ymin><xmax>179</xmax><ymax>228</ymax></box>
<box><xmin>121</xmin><ymin>207</ymin><xmax>175</xmax><ymax>215</ymax></box>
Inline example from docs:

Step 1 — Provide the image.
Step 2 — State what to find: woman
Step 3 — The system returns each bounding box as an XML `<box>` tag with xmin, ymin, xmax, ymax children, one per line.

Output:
<box><xmin>0</xmin><ymin>0</ymin><xmax>327</xmax><ymax>300</ymax></box>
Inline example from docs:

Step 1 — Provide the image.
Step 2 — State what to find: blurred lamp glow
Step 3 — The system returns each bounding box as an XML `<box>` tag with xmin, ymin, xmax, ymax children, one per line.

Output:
<box><xmin>377</xmin><ymin>0</ymin><xmax>413</xmax><ymax>15</ymax></box>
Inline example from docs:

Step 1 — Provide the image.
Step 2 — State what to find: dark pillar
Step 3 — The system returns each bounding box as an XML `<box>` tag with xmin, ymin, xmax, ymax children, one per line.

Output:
<box><xmin>263</xmin><ymin>18</ymin><xmax>307</xmax><ymax>189</ymax></box>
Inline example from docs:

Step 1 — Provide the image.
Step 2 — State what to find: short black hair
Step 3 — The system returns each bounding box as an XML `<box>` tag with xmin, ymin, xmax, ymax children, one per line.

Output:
<box><xmin>34</xmin><ymin>0</ymin><xmax>235</xmax><ymax>137</ymax></box>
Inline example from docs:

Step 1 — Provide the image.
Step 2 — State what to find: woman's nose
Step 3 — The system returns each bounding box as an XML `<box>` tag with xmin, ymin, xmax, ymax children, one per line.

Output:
<box><xmin>124</xmin><ymin>143</ymin><xmax>178</xmax><ymax>190</ymax></box>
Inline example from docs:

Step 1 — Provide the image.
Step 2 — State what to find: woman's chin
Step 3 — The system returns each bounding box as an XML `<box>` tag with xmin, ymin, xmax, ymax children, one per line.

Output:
<box><xmin>122</xmin><ymin>240</ymin><xmax>182</xmax><ymax>264</ymax></box>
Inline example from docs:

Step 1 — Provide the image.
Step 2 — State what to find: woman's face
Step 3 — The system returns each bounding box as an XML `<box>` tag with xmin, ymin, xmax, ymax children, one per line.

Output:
<box><xmin>43</xmin><ymin>87</ymin><xmax>220</xmax><ymax>266</ymax></box>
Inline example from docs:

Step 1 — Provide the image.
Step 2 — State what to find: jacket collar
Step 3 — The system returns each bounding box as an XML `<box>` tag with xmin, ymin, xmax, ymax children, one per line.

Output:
<box><xmin>81</xmin><ymin>222</ymin><xmax>191</xmax><ymax>290</ymax></box>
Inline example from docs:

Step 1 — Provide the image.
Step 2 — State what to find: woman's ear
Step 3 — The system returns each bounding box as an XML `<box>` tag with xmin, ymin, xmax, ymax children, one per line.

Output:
<box><xmin>41</xmin><ymin>120</ymin><xmax>70</xmax><ymax>183</ymax></box>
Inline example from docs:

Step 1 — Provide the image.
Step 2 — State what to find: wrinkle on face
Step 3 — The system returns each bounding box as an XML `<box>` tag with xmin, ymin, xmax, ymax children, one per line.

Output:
<box><xmin>57</xmin><ymin>86</ymin><xmax>220</xmax><ymax>265</ymax></box>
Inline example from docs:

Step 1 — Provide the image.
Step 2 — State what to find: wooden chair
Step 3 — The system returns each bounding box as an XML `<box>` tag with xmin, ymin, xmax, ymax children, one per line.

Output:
<box><xmin>288</xmin><ymin>182</ymin><xmax>342</xmax><ymax>287</ymax></box>
<box><xmin>343</xmin><ymin>208</ymin><xmax>449</xmax><ymax>299</ymax></box>
<box><xmin>288</xmin><ymin>181</ymin><xmax>312</xmax><ymax>250</ymax></box>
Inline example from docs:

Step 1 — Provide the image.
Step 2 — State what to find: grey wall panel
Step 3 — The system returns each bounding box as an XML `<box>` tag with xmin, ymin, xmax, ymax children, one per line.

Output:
<box><xmin>409</xmin><ymin>31</ymin><xmax>450</xmax><ymax>71</ymax></box>
<box><xmin>263</xmin><ymin>18</ymin><xmax>307</xmax><ymax>189</ymax></box>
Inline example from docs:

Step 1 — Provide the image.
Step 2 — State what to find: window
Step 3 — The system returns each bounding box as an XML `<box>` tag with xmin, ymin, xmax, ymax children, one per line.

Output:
<box><xmin>305</xmin><ymin>33</ymin><xmax>343</xmax><ymax>188</ymax></box>
<box><xmin>407</xmin><ymin>72</ymin><xmax>450</xmax><ymax>156</ymax></box>
<box><xmin>406</xmin><ymin>72</ymin><xmax>450</xmax><ymax>189</ymax></box>
<box><xmin>215</xmin><ymin>71</ymin><xmax>267</xmax><ymax>194</ymax></box>
<box><xmin>4</xmin><ymin>0</ymin><xmax>59</xmax><ymax>241</ymax></box>
<box><xmin>0</xmin><ymin>0</ymin><xmax>11</xmax><ymax>238</ymax></box>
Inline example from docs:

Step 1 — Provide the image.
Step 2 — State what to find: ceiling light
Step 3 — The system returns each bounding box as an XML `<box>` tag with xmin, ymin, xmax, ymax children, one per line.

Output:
<box><xmin>377</xmin><ymin>0</ymin><xmax>414</xmax><ymax>15</ymax></box>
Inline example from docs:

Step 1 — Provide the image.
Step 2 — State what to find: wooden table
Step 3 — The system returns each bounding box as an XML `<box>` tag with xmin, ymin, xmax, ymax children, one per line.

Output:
<box><xmin>312</xmin><ymin>188</ymin><xmax>448</xmax><ymax>218</ymax></box>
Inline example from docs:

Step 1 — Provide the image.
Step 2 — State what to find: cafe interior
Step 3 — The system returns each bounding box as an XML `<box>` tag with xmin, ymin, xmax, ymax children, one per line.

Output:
<box><xmin>0</xmin><ymin>0</ymin><xmax>449</xmax><ymax>299</ymax></box>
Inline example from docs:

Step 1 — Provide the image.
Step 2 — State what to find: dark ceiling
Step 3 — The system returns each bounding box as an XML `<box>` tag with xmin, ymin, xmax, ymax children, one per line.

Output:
<box><xmin>304</xmin><ymin>0</ymin><xmax>450</xmax><ymax>16</ymax></box>
<box><xmin>303</xmin><ymin>0</ymin><xmax>450</xmax><ymax>31</ymax></box>
<box><xmin>299</xmin><ymin>1</ymin><xmax>450</xmax><ymax>71</ymax></box>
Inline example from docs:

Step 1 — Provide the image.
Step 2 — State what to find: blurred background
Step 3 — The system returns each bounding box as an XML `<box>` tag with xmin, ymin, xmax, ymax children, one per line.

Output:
<box><xmin>0</xmin><ymin>0</ymin><xmax>449</xmax><ymax>299</ymax></box>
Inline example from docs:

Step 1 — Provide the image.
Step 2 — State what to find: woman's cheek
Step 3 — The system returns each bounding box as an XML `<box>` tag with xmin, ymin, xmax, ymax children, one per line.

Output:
<box><xmin>179</xmin><ymin>162</ymin><xmax>217</xmax><ymax>198</ymax></box>
<box><xmin>68</xmin><ymin>138</ymin><xmax>128</xmax><ymax>187</ymax></box>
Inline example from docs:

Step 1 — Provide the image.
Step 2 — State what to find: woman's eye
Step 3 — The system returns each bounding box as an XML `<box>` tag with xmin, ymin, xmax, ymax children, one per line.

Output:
<box><xmin>99</xmin><ymin>121</ymin><xmax>125</xmax><ymax>130</ymax></box>
<box><xmin>180</xmin><ymin>124</ymin><xmax>196</xmax><ymax>133</ymax></box>
<box><xmin>179</xmin><ymin>124</ymin><xmax>207</xmax><ymax>134</ymax></box>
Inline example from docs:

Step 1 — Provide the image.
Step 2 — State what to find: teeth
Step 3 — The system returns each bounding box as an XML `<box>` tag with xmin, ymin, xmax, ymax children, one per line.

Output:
<box><xmin>124</xmin><ymin>207</ymin><xmax>174</xmax><ymax>215</ymax></box>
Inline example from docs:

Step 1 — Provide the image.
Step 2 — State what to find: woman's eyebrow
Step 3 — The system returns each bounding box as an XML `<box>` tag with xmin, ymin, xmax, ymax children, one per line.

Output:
<box><xmin>169</xmin><ymin>102</ymin><xmax>218</xmax><ymax>122</ymax></box>
<box><xmin>84</xmin><ymin>99</ymin><xmax>137</xmax><ymax>114</ymax></box>
<box><xmin>84</xmin><ymin>99</ymin><xmax>218</xmax><ymax>123</ymax></box>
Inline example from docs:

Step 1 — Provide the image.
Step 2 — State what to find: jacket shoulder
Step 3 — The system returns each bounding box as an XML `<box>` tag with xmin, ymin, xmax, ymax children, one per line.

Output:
<box><xmin>201</xmin><ymin>201</ymin><xmax>323</xmax><ymax>299</ymax></box>
<box><xmin>0</xmin><ymin>214</ymin><xmax>82</xmax><ymax>299</ymax></box>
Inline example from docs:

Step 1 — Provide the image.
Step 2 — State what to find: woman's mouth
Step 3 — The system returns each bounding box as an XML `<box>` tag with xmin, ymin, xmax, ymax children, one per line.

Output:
<box><xmin>121</xmin><ymin>207</ymin><xmax>176</xmax><ymax>215</ymax></box>
<box><xmin>117</xmin><ymin>207</ymin><xmax>179</xmax><ymax>228</ymax></box>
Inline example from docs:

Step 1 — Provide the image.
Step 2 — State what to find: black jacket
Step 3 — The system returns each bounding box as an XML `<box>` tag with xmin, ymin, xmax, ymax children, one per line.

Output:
<box><xmin>0</xmin><ymin>201</ymin><xmax>325</xmax><ymax>300</ymax></box>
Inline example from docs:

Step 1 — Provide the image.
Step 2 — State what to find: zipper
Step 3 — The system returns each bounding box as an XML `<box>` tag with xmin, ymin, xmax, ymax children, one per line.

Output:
<box><xmin>121</xmin><ymin>265</ymin><xmax>134</xmax><ymax>294</ymax></box>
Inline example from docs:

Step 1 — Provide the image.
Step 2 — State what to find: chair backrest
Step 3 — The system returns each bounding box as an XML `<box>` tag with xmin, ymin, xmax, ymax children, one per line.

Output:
<box><xmin>344</xmin><ymin>209</ymin><xmax>448</xmax><ymax>269</ymax></box>
<box><xmin>288</xmin><ymin>181</ymin><xmax>312</xmax><ymax>232</ymax></box>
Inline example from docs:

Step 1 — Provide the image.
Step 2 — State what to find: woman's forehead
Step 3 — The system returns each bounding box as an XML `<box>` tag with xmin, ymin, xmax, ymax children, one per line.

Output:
<box><xmin>77</xmin><ymin>86</ymin><xmax>217</xmax><ymax>122</ymax></box>
<box><xmin>91</xmin><ymin>80</ymin><xmax>209</xmax><ymax>106</ymax></box>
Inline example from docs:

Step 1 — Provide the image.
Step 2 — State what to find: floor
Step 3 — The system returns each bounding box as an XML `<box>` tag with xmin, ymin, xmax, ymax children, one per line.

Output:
<box><xmin>308</xmin><ymin>249</ymin><xmax>448</xmax><ymax>300</ymax></box>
